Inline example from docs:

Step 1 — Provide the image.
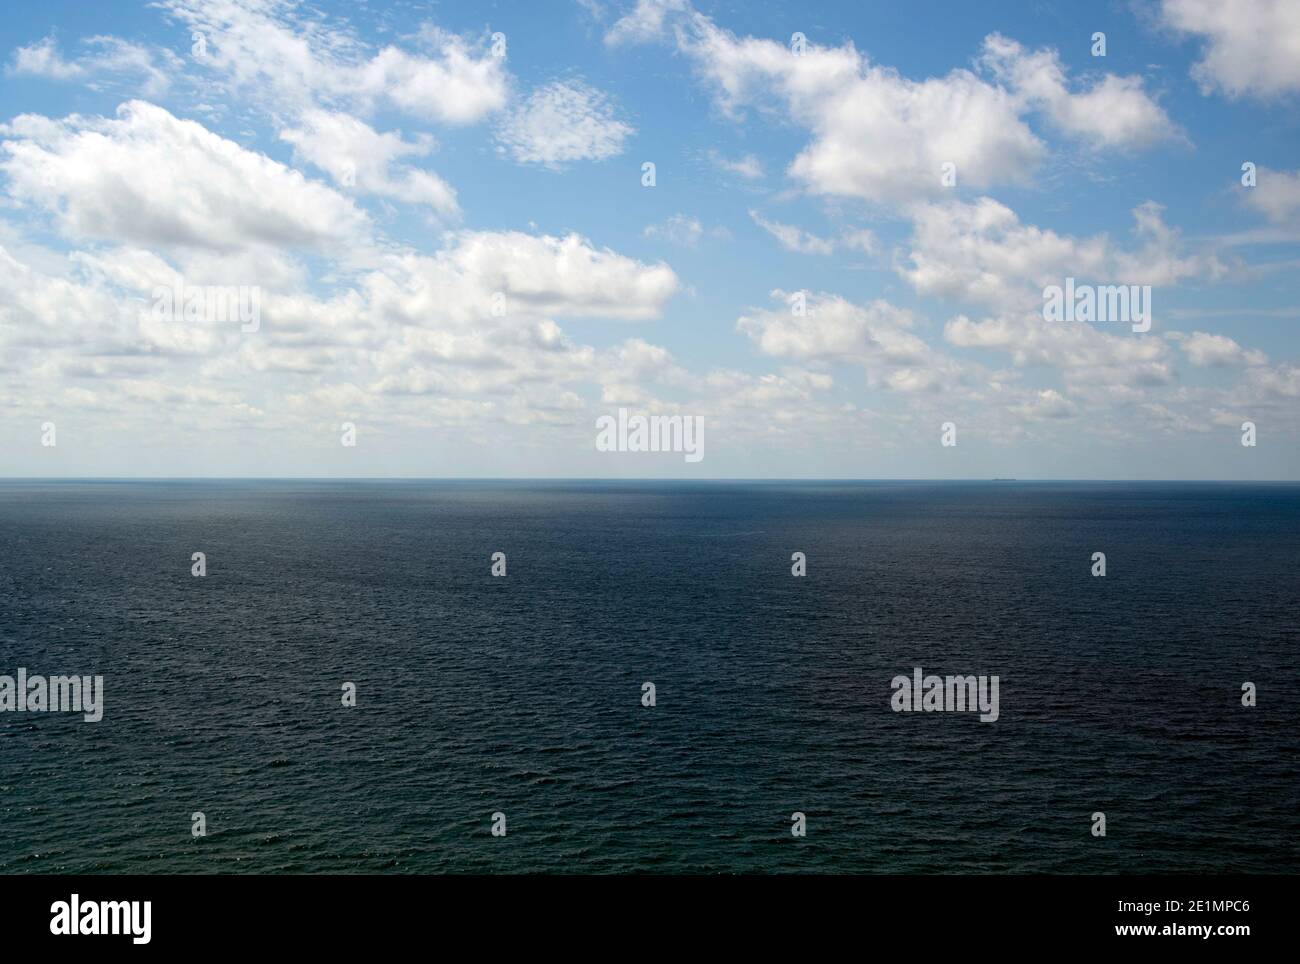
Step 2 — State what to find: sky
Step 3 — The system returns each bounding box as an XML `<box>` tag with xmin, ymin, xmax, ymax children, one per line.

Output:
<box><xmin>0</xmin><ymin>0</ymin><xmax>1297</xmax><ymax>479</ymax></box>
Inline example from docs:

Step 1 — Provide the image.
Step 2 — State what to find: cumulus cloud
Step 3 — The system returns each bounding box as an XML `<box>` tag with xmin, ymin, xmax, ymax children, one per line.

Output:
<box><xmin>361</xmin><ymin>31</ymin><xmax>511</xmax><ymax>124</ymax></box>
<box><xmin>1241</xmin><ymin>166</ymin><xmax>1300</xmax><ymax>225</ymax></box>
<box><xmin>605</xmin><ymin>0</ymin><xmax>689</xmax><ymax>46</ymax></box>
<box><xmin>607</xmin><ymin>3</ymin><xmax>1174</xmax><ymax>206</ymax></box>
<box><xmin>913</xmin><ymin>199</ymin><xmax>1232</xmax><ymax>389</ymax></box>
<box><xmin>900</xmin><ymin>197</ymin><xmax>1225</xmax><ymax>310</ymax></box>
<box><xmin>7</xmin><ymin>35</ymin><xmax>181</xmax><ymax>96</ymax></box>
<box><xmin>684</xmin><ymin>20</ymin><xmax>1041</xmax><ymax>204</ymax></box>
<box><xmin>160</xmin><ymin>0</ymin><xmax>508</xmax><ymax>121</ymax></box>
<box><xmin>8</xmin><ymin>37</ymin><xmax>85</xmax><ymax>80</ymax></box>
<box><xmin>0</xmin><ymin>101</ymin><xmax>370</xmax><ymax>253</ymax></box>
<box><xmin>280</xmin><ymin>109</ymin><xmax>459</xmax><ymax>218</ymax></box>
<box><xmin>1240</xmin><ymin>363</ymin><xmax>1300</xmax><ymax>398</ymax></box>
<box><xmin>496</xmin><ymin>79</ymin><xmax>633</xmax><ymax>168</ymax></box>
<box><xmin>366</xmin><ymin>230</ymin><xmax>680</xmax><ymax>325</ymax></box>
<box><xmin>945</xmin><ymin>310</ymin><xmax>1177</xmax><ymax>388</ymax></box>
<box><xmin>0</xmin><ymin>0</ymin><xmax>1291</xmax><ymax>475</ymax></box>
<box><xmin>0</xmin><ymin>222</ymin><xmax>683</xmax><ymax>427</ymax></box>
<box><xmin>596</xmin><ymin>337</ymin><xmax>692</xmax><ymax>406</ymax></box>
<box><xmin>1173</xmin><ymin>331</ymin><xmax>1268</xmax><ymax>367</ymax></box>
<box><xmin>1160</xmin><ymin>0</ymin><xmax>1300</xmax><ymax>98</ymax></box>
<box><xmin>979</xmin><ymin>34</ymin><xmax>1178</xmax><ymax>148</ymax></box>
<box><xmin>0</xmin><ymin>243</ymin><xmax>150</xmax><ymax>355</ymax></box>
<box><xmin>321</xmin><ymin>230</ymin><xmax>680</xmax><ymax>403</ymax></box>
<box><xmin>734</xmin><ymin>291</ymin><xmax>971</xmax><ymax>397</ymax></box>
<box><xmin>1013</xmin><ymin>388</ymin><xmax>1077</xmax><ymax>419</ymax></box>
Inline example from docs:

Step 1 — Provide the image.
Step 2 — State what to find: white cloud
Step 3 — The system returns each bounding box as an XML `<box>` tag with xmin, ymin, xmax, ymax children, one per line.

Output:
<box><xmin>1115</xmin><ymin>200</ymin><xmax>1231</xmax><ymax>285</ymax></box>
<box><xmin>0</xmin><ymin>221</ymin><xmax>683</xmax><ymax>429</ymax></box>
<box><xmin>362</xmin><ymin>30</ymin><xmax>510</xmax><ymax>124</ymax></box>
<box><xmin>979</xmin><ymin>34</ymin><xmax>1178</xmax><ymax>148</ymax></box>
<box><xmin>910</xmin><ymin>198</ymin><xmax>1232</xmax><ymax>389</ymax></box>
<box><xmin>945</xmin><ymin>311</ymin><xmax>1178</xmax><ymax>388</ymax></box>
<box><xmin>1013</xmin><ymin>388</ymin><xmax>1077</xmax><ymax>419</ymax></box>
<box><xmin>0</xmin><ymin>101</ymin><xmax>370</xmax><ymax>253</ymax></box>
<box><xmin>1242</xmin><ymin>166</ymin><xmax>1300</xmax><ymax>225</ymax></box>
<box><xmin>365</xmin><ymin>230</ymin><xmax>679</xmax><ymax>326</ymax></box>
<box><xmin>1240</xmin><ymin>363</ymin><xmax>1300</xmax><ymax>398</ymax></box>
<box><xmin>749</xmin><ymin>210</ymin><xmax>835</xmax><ymax>255</ymax></box>
<box><xmin>0</xmin><ymin>0</ymin><xmax>1292</xmax><ymax>476</ymax></box>
<box><xmin>644</xmin><ymin>214</ymin><xmax>704</xmax><ymax>247</ymax></box>
<box><xmin>9</xmin><ymin>37</ymin><xmax>84</xmax><ymax>80</ymax></box>
<box><xmin>1160</xmin><ymin>0</ymin><xmax>1300</xmax><ymax>98</ymax></box>
<box><xmin>610</xmin><ymin>4</ymin><xmax>1175</xmax><ymax>206</ymax></box>
<box><xmin>900</xmin><ymin>197</ymin><xmax>1224</xmax><ymax>310</ymax></box>
<box><xmin>7</xmin><ymin>35</ymin><xmax>180</xmax><ymax>95</ymax></box>
<box><xmin>708</xmin><ymin>149</ymin><xmax>763</xmax><ymax>180</ymax></box>
<box><xmin>160</xmin><ymin>0</ymin><xmax>508</xmax><ymax>122</ymax></box>
<box><xmin>684</xmin><ymin>20</ymin><xmax>1042</xmax><ymax>205</ymax></box>
<box><xmin>840</xmin><ymin>229</ymin><xmax>877</xmax><ymax>255</ymax></box>
<box><xmin>701</xmin><ymin>368</ymin><xmax>825</xmax><ymax>409</ymax></box>
<box><xmin>902</xmin><ymin>197</ymin><xmax>1105</xmax><ymax>307</ymax></box>
<box><xmin>736</xmin><ymin>291</ymin><xmax>936</xmax><ymax>379</ymax></box>
<box><xmin>332</xmin><ymin>231</ymin><xmax>680</xmax><ymax>403</ymax></box>
<box><xmin>605</xmin><ymin>0</ymin><xmax>689</xmax><ymax>46</ymax></box>
<box><xmin>280</xmin><ymin>109</ymin><xmax>459</xmax><ymax>218</ymax></box>
<box><xmin>748</xmin><ymin>211</ymin><xmax>875</xmax><ymax>256</ymax></box>
<box><xmin>497</xmin><ymin>79</ymin><xmax>633</xmax><ymax>168</ymax></box>
<box><xmin>1174</xmin><ymin>331</ymin><xmax>1268</xmax><ymax>367</ymax></box>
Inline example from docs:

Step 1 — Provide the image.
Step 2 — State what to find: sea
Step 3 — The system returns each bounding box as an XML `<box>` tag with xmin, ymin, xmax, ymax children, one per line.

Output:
<box><xmin>0</xmin><ymin>480</ymin><xmax>1296</xmax><ymax>874</ymax></box>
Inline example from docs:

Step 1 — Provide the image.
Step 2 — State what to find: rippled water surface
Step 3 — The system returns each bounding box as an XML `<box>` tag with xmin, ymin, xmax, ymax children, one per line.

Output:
<box><xmin>1</xmin><ymin>480</ymin><xmax>1296</xmax><ymax>873</ymax></box>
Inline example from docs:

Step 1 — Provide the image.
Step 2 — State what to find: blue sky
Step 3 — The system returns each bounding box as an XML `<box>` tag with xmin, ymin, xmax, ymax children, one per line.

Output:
<box><xmin>0</xmin><ymin>0</ymin><xmax>1297</xmax><ymax>478</ymax></box>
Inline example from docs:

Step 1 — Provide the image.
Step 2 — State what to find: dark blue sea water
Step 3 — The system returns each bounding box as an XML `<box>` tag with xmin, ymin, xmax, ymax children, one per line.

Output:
<box><xmin>0</xmin><ymin>480</ymin><xmax>1296</xmax><ymax>874</ymax></box>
